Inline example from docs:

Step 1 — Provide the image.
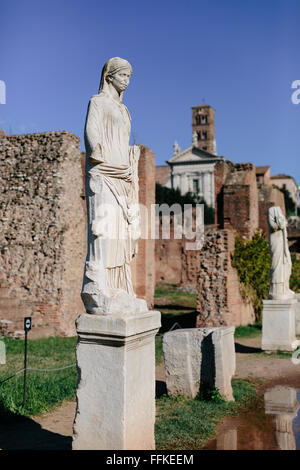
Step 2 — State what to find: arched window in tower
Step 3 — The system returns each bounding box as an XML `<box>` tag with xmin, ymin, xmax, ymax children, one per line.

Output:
<box><xmin>201</xmin><ymin>115</ymin><xmax>207</xmax><ymax>124</ymax></box>
<box><xmin>196</xmin><ymin>114</ymin><xmax>201</xmax><ymax>125</ymax></box>
<box><xmin>202</xmin><ymin>131</ymin><xmax>207</xmax><ymax>140</ymax></box>
<box><xmin>197</xmin><ymin>131</ymin><xmax>201</xmax><ymax>141</ymax></box>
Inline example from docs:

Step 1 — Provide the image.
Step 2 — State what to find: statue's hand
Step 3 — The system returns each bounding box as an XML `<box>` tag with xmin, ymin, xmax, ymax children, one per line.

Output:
<box><xmin>90</xmin><ymin>143</ymin><xmax>104</xmax><ymax>163</ymax></box>
<box><xmin>129</xmin><ymin>145</ymin><xmax>140</xmax><ymax>161</ymax></box>
<box><xmin>277</xmin><ymin>215</ymin><xmax>287</xmax><ymax>230</ymax></box>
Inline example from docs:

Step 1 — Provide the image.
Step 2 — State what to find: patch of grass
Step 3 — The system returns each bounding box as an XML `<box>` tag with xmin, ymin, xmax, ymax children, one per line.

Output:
<box><xmin>155</xmin><ymin>378</ymin><xmax>256</xmax><ymax>449</ymax></box>
<box><xmin>231</xmin><ymin>378</ymin><xmax>256</xmax><ymax>403</ymax></box>
<box><xmin>0</xmin><ymin>334</ymin><xmax>166</xmax><ymax>419</ymax></box>
<box><xmin>0</xmin><ymin>336</ymin><xmax>77</xmax><ymax>418</ymax></box>
<box><xmin>155</xmin><ymin>336</ymin><xmax>164</xmax><ymax>365</ymax></box>
<box><xmin>234</xmin><ymin>323</ymin><xmax>262</xmax><ymax>338</ymax></box>
<box><xmin>155</xmin><ymin>283</ymin><xmax>198</xmax><ymax>333</ymax></box>
<box><xmin>291</xmin><ymin>254</ymin><xmax>300</xmax><ymax>292</ymax></box>
<box><xmin>155</xmin><ymin>283</ymin><xmax>197</xmax><ymax>309</ymax></box>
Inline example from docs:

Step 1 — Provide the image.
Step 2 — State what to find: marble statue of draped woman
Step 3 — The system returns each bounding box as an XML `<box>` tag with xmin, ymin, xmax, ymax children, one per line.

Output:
<box><xmin>268</xmin><ymin>206</ymin><xmax>295</xmax><ymax>300</ymax></box>
<box><xmin>81</xmin><ymin>57</ymin><xmax>146</xmax><ymax>315</ymax></box>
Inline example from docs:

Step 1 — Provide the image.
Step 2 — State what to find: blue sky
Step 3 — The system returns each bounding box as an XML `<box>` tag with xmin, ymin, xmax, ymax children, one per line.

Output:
<box><xmin>1</xmin><ymin>0</ymin><xmax>299</xmax><ymax>182</ymax></box>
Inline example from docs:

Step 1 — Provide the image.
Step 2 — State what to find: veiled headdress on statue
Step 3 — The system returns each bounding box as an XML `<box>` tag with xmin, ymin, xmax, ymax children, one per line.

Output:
<box><xmin>98</xmin><ymin>57</ymin><xmax>132</xmax><ymax>101</ymax></box>
<box><xmin>268</xmin><ymin>206</ymin><xmax>285</xmax><ymax>232</ymax></box>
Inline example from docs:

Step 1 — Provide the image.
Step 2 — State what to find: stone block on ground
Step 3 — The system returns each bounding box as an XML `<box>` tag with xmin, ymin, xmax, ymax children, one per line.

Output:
<box><xmin>163</xmin><ymin>326</ymin><xmax>236</xmax><ymax>401</ymax></box>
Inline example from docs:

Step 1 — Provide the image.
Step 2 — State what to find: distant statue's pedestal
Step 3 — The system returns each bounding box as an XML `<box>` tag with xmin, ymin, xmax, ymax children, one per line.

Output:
<box><xmin>72</xmin><ymin>310</ymin><xmax>161</xmax><ymax>450</ymax></box>
<box><xmin>261</xmin><ymin>299</ymin><xmax>299</xmax><ymax>351</ymax></box>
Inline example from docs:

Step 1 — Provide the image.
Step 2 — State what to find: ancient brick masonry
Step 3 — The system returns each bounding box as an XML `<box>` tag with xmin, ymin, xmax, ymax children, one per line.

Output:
<box><xmin>258</xmin><ymin>184</ymin><xmax>285</xmax><ymax>236</ymax></box>
<box><xmin>196</xmin><ymin>229</ymin><xmax>255</xmax><ymax>327</ymax></box>
<box><xmin>155</xmin><ymin>215</ymin><xmax>183</xmax><ymax>285</ymax></box>
<box><xmin>0</xmin><ymin>133</ymin><xmax>155</xmax><ymax>337</ymax></box>
<box><xmin>0</xmin><ymin>131</ymin><xmax>86</xmax><ymax>337</ymax></box>
<box><xmin>131</xmin><ymin>145</ymin><xmax>155</xmax><ymax>308</ymax></box>
<box><xmin>215</xmin><ymin>160</ymin><xmax>285</xmax><ymax>239</ymax></box>
<box><xmin>215</xmin><ymin>162</ymin><xmax>258</xmax><ymax>238</ymax></box>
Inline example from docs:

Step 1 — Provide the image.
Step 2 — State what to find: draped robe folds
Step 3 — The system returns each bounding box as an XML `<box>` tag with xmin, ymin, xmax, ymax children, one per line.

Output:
<box><xmin>81</xmin><ymin>91</ymin><xmax>143</xmax><ymax>314</ymax></box>
<box><xmin>267</xmin><ymin>207</ymin><xmax>294</xmax><ymax>300</ymax></box>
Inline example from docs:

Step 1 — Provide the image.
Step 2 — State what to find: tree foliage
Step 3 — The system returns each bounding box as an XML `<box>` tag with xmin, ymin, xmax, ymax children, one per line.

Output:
<box><xmin>155</xmin><ymin>183</ymin><xmax>215</xmax><ymax>224</ymax></box>
<box><xmin>232</xmin><ymin>232</ymin><xmax>271</xmax><ymax>322</ymax></box>
<box><xmin>279</xmin><ymin>186</ymin><xmax>296</xmax><ymax>217</ymax></box>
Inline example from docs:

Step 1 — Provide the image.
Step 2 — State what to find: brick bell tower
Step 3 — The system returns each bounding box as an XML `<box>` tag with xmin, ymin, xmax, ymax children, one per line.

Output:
<box><xmin>192</xmin><ymin>104</ymin><xmax>216</xmax><ymax>154</ymax></box>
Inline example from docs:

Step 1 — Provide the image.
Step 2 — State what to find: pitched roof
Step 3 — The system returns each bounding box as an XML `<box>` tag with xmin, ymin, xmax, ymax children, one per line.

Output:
<box><xmin>271</xmin><ymin>174</ymin><xmax>293</xmax><ymax>179</ymax></box>
<box><xmin>271</xmin><ymin>174</ymin><xmax>298</xmax><ymax>187</ymax></box>
<box><xmin>255</xmin><ymin>165</ymin><xmax>270</xmax><ymax>175</ymax></box>
<box><xmin>167</xmin><ymin>145</ymin><xmax>223</xmax><ymax>164</ymax></box>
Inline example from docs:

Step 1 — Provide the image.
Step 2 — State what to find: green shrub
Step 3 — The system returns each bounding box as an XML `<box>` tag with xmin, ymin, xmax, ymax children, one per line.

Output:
<box><xmin>279</xmin><ymin>186</ymin><xmax>296</xmax><ymax>218</ymax></box>
<box><xmin>291</xmin><ymin>254</ymin><xmax>300</xmax><ymax>292</ymax></box>
<box><xmin>232</xmin><ymin>232</ymin><xmax>270</xmax><ymax>322</ymax></box>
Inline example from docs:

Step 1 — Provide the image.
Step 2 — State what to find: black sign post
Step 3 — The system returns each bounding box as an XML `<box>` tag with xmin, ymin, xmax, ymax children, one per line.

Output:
<box><xmin>23</xmin><ymin>317</ymin><xmax>31</xmax><ymax>407</ymax></box>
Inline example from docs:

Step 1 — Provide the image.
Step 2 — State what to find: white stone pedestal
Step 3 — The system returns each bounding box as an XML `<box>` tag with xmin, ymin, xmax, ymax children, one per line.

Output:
<box><xmin>72</xmin><ymin>310</ymin><xmax>161</xmax><ymax>450</ymax></box>
<box><xmin>261</xmin><ymin>299</ymin><xmax>299</xmax><ymax>351</ymax></box>
<box><xmin>163</xmin><ymin>326</ymin><xmax>236</xmax><ymax>401</ymax></box>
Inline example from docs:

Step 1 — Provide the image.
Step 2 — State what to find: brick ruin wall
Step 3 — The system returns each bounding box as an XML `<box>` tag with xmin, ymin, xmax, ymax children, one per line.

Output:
<box><xmin>0</xmin><ymin>131</ymin><xmax>86</xmax><ymax>338</ymax></box>
<box><xmin>155</xmin><ymin>160</ymin><xmax>280</xmax><ymax>327</ymax></box>
<box><xmin>131</xmin><ymin>146</ymin><xmax>155</xmax><ymax>308</ymax></box>
<box><xmin>155</xmin><ymin>223</ymin><xmax>255</xmax><ymax>327</ymax></box>
<box><xmin>196</xmin><ymin>229</ymin><xmax>255</xmax><ymax>327</ymax></box>
<box><xmin>258</xmin><ymin>184</ymin><xmax>285</xmax><ymax>236</ymax></box>
<box><xmin>222</xmin><ymin>163</ymin><xmax>259</xmax><ymax>239</ymax></box>
<box><xmin>156</xmin><ymin>162</ymin><xmax>262</xmax><ymax>287</ymax></box>
<box><xmin>0</xmin><ymin>133</ymin><xmax>155</xmax><ymax>338</ymax></box>
<box><xmin>155</xmin><ymin>160</ymin><xmax>290</xmax><ymax>327</ymax></box>
<box><xmin>155</xmin><ymin>214</ymin><xmax>197</xmax><ymax>286</ymax></box>
<box><xmin>215</xmin><ymin>160</ymin><xmax>286</xmax><ymax>239</ymax></box>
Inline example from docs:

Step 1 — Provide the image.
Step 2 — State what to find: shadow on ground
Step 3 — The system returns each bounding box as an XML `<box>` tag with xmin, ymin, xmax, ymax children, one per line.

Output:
<box><xmin>157</xmin><ymin>309</ymin><xmax>198</xmax><ymax>334</ymax></box>
<box><xmin>235</xmin><ymin>342</ymin><xmax>262</xmax><ymax>354</ymax></box>
<box><xmin>0</xmin><ymin>409</ymin><xmax>71</xmax><ymax>450</ymax></box>
<box><xmin>156</xmin><ymin>380</ymin><xmax>167</xmax><ymax>398</ymax></box>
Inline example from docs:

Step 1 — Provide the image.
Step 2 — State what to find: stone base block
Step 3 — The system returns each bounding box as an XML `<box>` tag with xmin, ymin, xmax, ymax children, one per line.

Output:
<box><xmin>72</xmin><ymin>310</ymin><xmax>161</xmax><ymax>450</ymax></box>
<box><xmin>163</xmin><ymin>326</ymin><xmax>236</xmax><ymax>401</ymax></box>
<box><xmin>261</xmin><ymin>299</ymin><xmax>299</xmax><ymax>351</ymax></box>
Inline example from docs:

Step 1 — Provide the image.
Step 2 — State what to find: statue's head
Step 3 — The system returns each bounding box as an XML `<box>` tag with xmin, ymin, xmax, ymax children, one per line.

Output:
<box><xmin>268</xmin><ymin>206</ymin><xmax>283</xmax><ymax>219</ymax></box>
<box><xmin>268</xmin><ymin>206</ymin><xmax>286</xmax><ymax>230</ymax></box>
<box><xmin>99</xmin><ymin>57</ymin><xmax>132</xmax><ymax>100</ymax></box>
